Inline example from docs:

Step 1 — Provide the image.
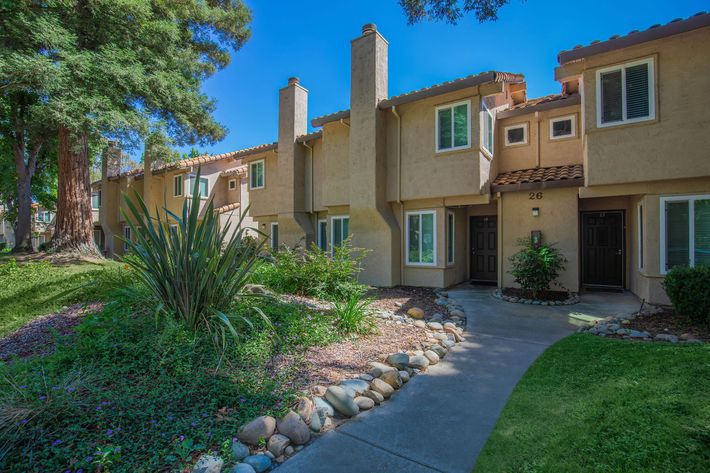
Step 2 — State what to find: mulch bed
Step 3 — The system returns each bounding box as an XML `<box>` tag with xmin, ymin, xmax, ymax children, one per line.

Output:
<box><xmin>624</xmin><ymin>308</ymin><xmax>710</xmax><ymax>342</ymax></box>
<box><xmin>0</xmin><ymin>302</ymin><xmax>104</xmax><ymax>361</ymax></box>
<box><xmin>502</xmin><ymin>287</ymin><xmax>569</xmax><ymax>301</ymax></box>
<box><xmin>369</xmin><ymin>286</ymin><xmax>442</xmax><ymax>317</ymax></box>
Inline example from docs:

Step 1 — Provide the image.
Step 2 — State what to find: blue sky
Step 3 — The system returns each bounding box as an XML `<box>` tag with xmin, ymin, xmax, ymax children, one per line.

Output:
<box><xmin>179</xmin><ymin>0</ymin><xmax>708</xmax><ymax>156</ymax></box>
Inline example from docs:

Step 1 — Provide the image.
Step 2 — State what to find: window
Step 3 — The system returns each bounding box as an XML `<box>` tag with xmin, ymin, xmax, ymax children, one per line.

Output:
<box><xmin>436</xmin><ymin>100</ymin><xmax>470</xmax><ymax>152</ymax></box>
<box><xmin>270</xmin><ymin>223</ymin><xmax>279</xmax><ymax>250</ymax></box>
<box><xmin>504</xmin><ymin>123</ymin><xmax>527</xmax><ymax>146</ymax></box>
<box><xmin>92</xmin><ymin>191</ymin><xmax>101</xmax><ymax>210</ymax></box>
<box><xmin>317</xmin><ymin>219</ymin><xmax>327</xmax><ymax>251</ymax></box>
<box><xmin>228</xmin><ymin>179</ymin><xmax>237</xmax><ymax>190</ymax></box>
<box><xmin>191</xmin><ymin>177</ymin><xmax>209</xmax><ymax>198</ymax></box>
<box><xmin>123</xmin><ymin>226</ymin><xmax>131</xmax><ymax>252</ymax></box>
<box><xmin>173</xmin><ymin>175</ymin><xmax>183</xmax><ymax>197</ymax></box>
<box><xmin>596</xmin><ymin>57</ymin><xmax>655</xmax><ymax>127</ymax></box>
<box><xmin>406</xmin><ymin>210</ymin><xmax>436</xmax><ymax>266</ymax></box>
<box><xmin>481</xmin><ymin>104</ymin><xmax>494</xmax><ymax>155</ymax></box>
<box><xmin>660</xmin><ymin>195</ymin><xmax>710</xmax><ymax>272</ymax></box>
<box><xmin>638</xmin><ymin>204</ymin><xmax>644</xmax><ymax>270</ymax></box>
<box><xmin>331</xmin><ymin>216</ymin><xmax>350</xmax><ymax>250</ymax></box>
<box><xmin>250</xmin><ymin>160</ymin><xmax>265</xmax><ymax>189</ymax></box>
<box><xmin>447</xmin><ymin>211</ymin><xmax>455</xmax><ymax>265</ymax></box>
<box><xmin>550</xmin><ymin>115</ymin><xmax>576</xmax><ymax>139</ymax></box>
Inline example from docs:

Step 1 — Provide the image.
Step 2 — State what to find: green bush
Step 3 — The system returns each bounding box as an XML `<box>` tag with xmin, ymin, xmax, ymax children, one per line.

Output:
<box><xmin>663</xmin><ymin>265</ymin><xmax>710</xmax><ymax>324</ymax></box>
<box><xmin>332</xmin><ymin>294</ymin><xmax>377</xmax><ymax>335</ymax></box>
<box><xmin>508</xmin><ymin>238</ymin><xmax>567</xmax><ymax>298</ymax></box>
<box><xmin>121</xmin><ymin>168</ymin><xmax>268</xmax><ymax>344</ymax></box>
<box><xmin>251</xmin><ymin>241</ymin><xmax>368</xmax><ymax>301</ymax></box>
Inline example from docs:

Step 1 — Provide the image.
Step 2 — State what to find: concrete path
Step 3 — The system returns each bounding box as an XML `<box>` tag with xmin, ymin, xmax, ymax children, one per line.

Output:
<box><xmin>277</xmin><ymin>286</ymin><xmax>640</xmax><ymax>473</ymax></box>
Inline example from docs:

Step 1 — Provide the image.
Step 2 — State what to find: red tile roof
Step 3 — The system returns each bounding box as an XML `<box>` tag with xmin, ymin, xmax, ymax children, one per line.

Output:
<box><xmin>492</xmin><ymin>164</ymin><xmax>584</xmax><ymax>192</ymax></box>
<box><xmin>558</xmin><ymin>12</ymin><xmax>709</xmax><ymax>64</ymax></box>
<box><xmin>498</xmin><ymin>94</ymin><xmax>581</xmax><ymax>119</ymax></box>
<box><xmin>220</xmin><ymin>165</ymin><xmax>248</xmax><ymax>177</ymax></box>
<box><xmin>215</xmin><ymin>202</ymin><xmax>241</xmax><ymax>214</ymax></box>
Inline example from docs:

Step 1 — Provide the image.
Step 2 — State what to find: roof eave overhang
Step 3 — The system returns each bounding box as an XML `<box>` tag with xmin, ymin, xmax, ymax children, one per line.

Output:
<box><xmin>491</xmin><ymin>178</ymin><xmax>584</xmax><ymax>194</ymax></box>
<box><xmin>497</xmin><ymin>94</ymin><xmax>581</xmax><ymax>119</ymax></box>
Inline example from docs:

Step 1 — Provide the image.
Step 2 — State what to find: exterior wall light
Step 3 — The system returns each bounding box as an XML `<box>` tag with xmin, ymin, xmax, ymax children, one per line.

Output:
<box><xmin>532</xmin><ymin>207</ymin><xmax>540</xmax><ymax>217</ymax></box>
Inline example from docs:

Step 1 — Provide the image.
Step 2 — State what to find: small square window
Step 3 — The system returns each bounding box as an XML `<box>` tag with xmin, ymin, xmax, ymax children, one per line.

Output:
<box><xmin>504</xmin><ymin>124</ymin><xmax>527</xmax><ymax>146</ymax></box>
<box><xmin>550</xmin><ymin>115</ymin><xmax>576</xmax><ymax>140</ymax></box>
<box><xmin>228</xmin><ymin>179</ymin><xmax>237</xmax><ymax>190</ymax></box>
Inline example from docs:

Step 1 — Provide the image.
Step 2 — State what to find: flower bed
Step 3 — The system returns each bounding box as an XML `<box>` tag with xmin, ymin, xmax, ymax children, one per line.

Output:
<box><xmin>495</xmin><ymin>288</ymin><xmax>580</xmax><ymax>306</ymax></box>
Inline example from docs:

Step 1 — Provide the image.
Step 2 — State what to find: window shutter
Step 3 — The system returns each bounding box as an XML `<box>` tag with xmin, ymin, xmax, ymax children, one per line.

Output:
<box><xmin>600</xmin><ymin>70</ymin><xmax>623</xmax><ymax>123</ymax></box>
<box><xmin>625</xmin><ymin>63</ymin><xmax>650</xmax><ymax>119</ymax></box>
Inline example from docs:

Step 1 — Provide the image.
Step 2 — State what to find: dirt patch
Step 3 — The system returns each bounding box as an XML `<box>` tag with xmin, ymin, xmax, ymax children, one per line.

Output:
<box><xmin>0</xmin><ymin>302</ymin><xmax>103</xmax><ymax>361</ymax></box>
<box><xmin>369</xmin><ymin>286</ymin><xmax>442</xmax><ymax>318</ymax></box>
<box><xmin>502</xmin><ymin>287</ymin><xmax>569</xmax><ymax>301</ymax></box>
<box><xmin>624</xmin><ymin>308</ymin><xmax>710</xmax><ymax>342</ymax></box>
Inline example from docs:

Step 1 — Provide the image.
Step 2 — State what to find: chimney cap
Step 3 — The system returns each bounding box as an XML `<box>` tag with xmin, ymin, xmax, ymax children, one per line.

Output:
<box><xmin>288</xmin><ymin>77</ymin><xmax>300</xmax><ymax>86</ymax></box>
<box><xmin>362</xmin><ymin>23</ymin><xmax>377</xmax><ymax>35</ymax></box>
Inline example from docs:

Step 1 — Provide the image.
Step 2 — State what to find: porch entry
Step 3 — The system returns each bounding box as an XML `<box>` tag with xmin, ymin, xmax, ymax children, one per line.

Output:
<box><xmin>470</xmin><ymin>215</ymin><xmax>497</xmax><ymax>283</ymax></box>
<box><xmin>581</xmin><ymin>210</ymin><xmax>624</xmax><ymax>288</ymax></box>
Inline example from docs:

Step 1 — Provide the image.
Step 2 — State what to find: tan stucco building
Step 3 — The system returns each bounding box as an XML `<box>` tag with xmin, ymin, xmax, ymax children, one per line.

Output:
<box><xmin>97</xmin><ymin>14</ymin><xmax>710</xmax><ymax>305</ymax></box>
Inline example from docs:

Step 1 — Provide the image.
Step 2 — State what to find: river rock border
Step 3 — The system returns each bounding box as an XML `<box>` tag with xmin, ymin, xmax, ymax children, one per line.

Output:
<box><xmin>576</xmin><ymin>305</ymin><xmax>704</xmax><ymax>345</ymax></box>
<box><xmin>494</xmin><ymin>289</ymin><xmax>580</xmax><ymax>306</ymax></box>
<box><xmin>192</xmin><ymin>290</ymin><xmax>466</xmax><ymax>473</ymax></box>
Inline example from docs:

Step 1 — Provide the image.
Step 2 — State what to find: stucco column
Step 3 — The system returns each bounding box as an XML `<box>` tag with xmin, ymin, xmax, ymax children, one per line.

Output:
<box><xmin>276</xmin><ymin>77</ymin><xmax>314</xmax><ymax>248</ymax></box>
<box><xmin>349</xmin><ymin>24</ymin><xmax>400</xmax><ymax>287</ymax></box>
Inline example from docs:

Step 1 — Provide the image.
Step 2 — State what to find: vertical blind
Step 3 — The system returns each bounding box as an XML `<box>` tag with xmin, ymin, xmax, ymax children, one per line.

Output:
<box><xmin>600</xmin><ymin>61</ymin><xmax>651</xmax><ymax>124</ymax></box>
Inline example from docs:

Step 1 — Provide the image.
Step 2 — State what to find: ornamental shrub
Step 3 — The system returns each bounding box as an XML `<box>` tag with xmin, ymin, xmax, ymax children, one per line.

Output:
<box><xmin>663</xmin><ymin>265</ymin><xmax>710</xmax><ymax>324</ymax></box>
<box><xmin>508</xmin><ymin>238</ymin><xmax>567</xmax><ymax>298</ymax></box>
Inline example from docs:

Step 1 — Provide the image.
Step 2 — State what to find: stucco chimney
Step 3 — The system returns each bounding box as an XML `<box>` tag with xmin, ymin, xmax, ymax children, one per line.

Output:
<box><xmin>348</xmin><ymin>24</ymin><xmax>400</xmax><ymax>286</ymax></box>
<box><xmin>277</xmin><ymin>76</ymin><xmax>314</xmax><ymax>245</ymax></box>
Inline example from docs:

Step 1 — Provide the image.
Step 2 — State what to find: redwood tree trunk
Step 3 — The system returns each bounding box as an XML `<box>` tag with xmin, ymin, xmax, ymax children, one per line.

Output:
<box><xmin>13</xmin><ymin>171</ymin><xmax>33</xmax><ymax>252</ymax></box>
<box><xmin>53</xmin><ymin>125</ymin><xmax>93</xmax><ymax>251</ymax></box>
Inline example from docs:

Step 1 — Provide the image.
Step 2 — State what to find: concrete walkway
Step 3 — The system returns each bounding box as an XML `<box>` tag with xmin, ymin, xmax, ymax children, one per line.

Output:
<box><xmin>277</xmin><ymin>286</ymin><xmax>640</xmax><ymax>473</ymax></box>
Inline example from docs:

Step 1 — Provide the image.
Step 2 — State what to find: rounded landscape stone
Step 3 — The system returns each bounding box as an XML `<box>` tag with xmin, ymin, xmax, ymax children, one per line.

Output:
<box><xmin>364</xmin><ymin>389</ymin><xmax>385</xmax><ymax>404</ymax></box>
<box><xmin>407</xmin><ymin>307</ymin><xmax>425</xmax><ymax>319</ymax></box>
<box><xmin>427</xmin><ymin>322</ymin><xmax>443</xmax><ymax>331</ymax></box>
<box><xmin>398</xmin><ymin>370</ymin><xmax>410</xmax><ymax>383</ymax></box>
<box><xmin>449</xmin><ymin>309</ymin><xmax>465</xmax><ymax>318</ymax></box>
<box><xmin>231</xmin><ymin>439</ymin><xmax>250</xmax><ymax>461</ymax></box>
<box><xmin>243</xmin><ymin>455</ymin><xmax>272</xmax><ymax>473</ymax></box>
<box><xmin>380</xmin><ymin>369</ymin><xmax>403</xmax><ymax>389</ymax></box>
<box><xmin>429</xmin><ymin>344</ymin><xmax>446</xmax><ymax>358</ymax></box>
<box><xmin>339</xmin><ymin>378</ymin><xmax>371</xmax><ymax>395</ymax></box>
<box><xmin>354</xmin><ymin>396</ymin><xmax>375</xmax><ymax>410</ymax></box>
<box><xmin>424</xmin><ymin>350</ymin><xmax>440</xmax><ymax>364</ymax></box>
<box><xmin>370</xmin><ymin>378</ymin><xmax>395</xmax><ymax>398</ymax></box>
<box><xmin>277</xmin><ymin>411</ymin><xmax>311</xmax><ymax>445</ymax></box>
<box><xmin>386</xmin><ymin>353</ymin><xmax>410</xmax><ymax>370</ymax></box>
<box><xmin>413</xmin><ymin>320</ymin><xmax>427</xmax><ymax>329</ymax></box>
<box><xmin>192</xmin><ymin>454</ymin><xmax>223</xmax><ymax>473</ymax></box>
<box><xmin>369</xmin><ymin>361</ymin><xmax>397</xmax><ymax>377</ymax></box>
<box><xmin>237</xmin><ymin>416</ymin><xmax>276</xmax><ymax>446</ymax></box>
<box><xmin>267</xmin><ymin>433</ymin><xmax>290</xmax><ymax>457</ymax></box>
<box><xmin>408</xmin><ymin>355</ymin><xmax>430</xmax><ymax>370</ymax></box>
<box><xmin>313</xmin><ymin>396</ymin><xmax>336</xmax><ymax>417</ymax></box>
<box><xmin>325</xmin><ymin>385</ymin><xmax>360</xmax><ymax>417</ymax></box>
<box><xmin>231</xmin><ymin>463</ymin><xmax>256</xmax><ymax>473</ymax></box>
<box><xmin>295</xmin><ymin>397</ymin><xmax>314</xmax><ymax>423</ymax></box>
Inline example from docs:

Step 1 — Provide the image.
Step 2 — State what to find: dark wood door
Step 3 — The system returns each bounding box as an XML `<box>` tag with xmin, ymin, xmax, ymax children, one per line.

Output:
<box><xmin>470</xmin><ymin>216</ymin><xmax>497</xmax><ymax>282</ymax></box>
<box><xmin>582</xmin><ymin>211</ymin><xmax>624</xmax><ymax>288</ymax></box>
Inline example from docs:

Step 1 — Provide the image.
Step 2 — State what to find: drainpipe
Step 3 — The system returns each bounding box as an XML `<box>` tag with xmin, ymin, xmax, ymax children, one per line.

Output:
<box><xmin>303</xmin><ymin>141</ymin><xmax>314</xmax><ymax>214</ymax></box>
<box><xmin>391</xmin><ymin>106</ymin><xmax>404</xmax><ymax>285</ymax></box>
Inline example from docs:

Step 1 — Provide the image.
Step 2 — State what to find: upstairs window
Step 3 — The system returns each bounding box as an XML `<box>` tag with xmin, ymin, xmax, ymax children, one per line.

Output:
<box><xmin>436</xmin><ymin>100</ymin><xmax>470</xmax><ymax>152</ymax></box>
<box><xmin>173</xmin><ymin>175</ymin><xmax>183</xmax><ymax>197</ymax></box>
<box><xmin>481</xmin><ymin>104</ymin><xmax>494</xmax><ymax>155</ymax></box>
<box><xmin>550</xmin><ymin>115</ymin><xmax>576</xmax><ymax>139</ymax></box>
<box><xmin>92</xmin><ymin>191</ymin><xmax>101</xmax><ymax>210</ymax></box>
<box><xmin>191</xmin><ymin>177</ymin><xmax>209</xmax><ymax>198</ymax></box>
<box><xmin>504</xmin><ymin>123</ymin><xmax>527</xmax><ymax>146</ymax></box>
<box><xmin>597</xmin><ymin>57</ymin><xmax>655</xmax><ymax>127</ymax></box>
<box><xmin>250</xmin><ymin>160</ymin><xmax>265</xmax><ymax>189</ymax></box>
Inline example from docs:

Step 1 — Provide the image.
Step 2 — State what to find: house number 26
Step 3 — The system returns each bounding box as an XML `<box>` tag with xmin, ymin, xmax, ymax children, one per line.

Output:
<box><xmin>528</xmin><ymin>192</ymin><xmax>543</xmax><ymax>200</ymax></box>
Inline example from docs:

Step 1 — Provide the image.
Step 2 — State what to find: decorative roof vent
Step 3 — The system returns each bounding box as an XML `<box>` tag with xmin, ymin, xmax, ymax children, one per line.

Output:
<box><xmin>362</xmin><ymin>23</ymin><xmax>377</xmax><ymax>35</ymax></box>
<box><xmin>288</xmin><ymin>77</ymin><xmax>300</xmax><ymax>86</ymax></box>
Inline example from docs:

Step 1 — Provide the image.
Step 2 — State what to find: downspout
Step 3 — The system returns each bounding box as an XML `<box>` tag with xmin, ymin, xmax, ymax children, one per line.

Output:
<box><xmin>391</xmin><ymin>105</ymin><xmax>404</xmax><ymax>285</ymax></box>
<box><xmin>303</xmin><ymin>141</ymin><xmax>314</xmax><ymax>215</ymax></box>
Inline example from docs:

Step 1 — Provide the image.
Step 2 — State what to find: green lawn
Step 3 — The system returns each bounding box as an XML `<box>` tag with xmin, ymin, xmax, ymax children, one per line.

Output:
<box><xmin>475</xmin><ymin>334</ymin><xmax>710</xmax><ymax>473</ymax></box>
<box><xmin>0</xmin><ymin>257</ymin><xmax>118</xmax><ymax>337</ymax></box>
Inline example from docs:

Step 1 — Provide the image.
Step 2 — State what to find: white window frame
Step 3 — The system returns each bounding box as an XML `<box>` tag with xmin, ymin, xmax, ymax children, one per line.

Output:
<box><xmin>549</xmin><ymin>114</ymin><xmax>576</xmax><ymax>140</ymax></box>
<box><xmin>228</xmin><ymin>178</ymin><xmax>237</xmax><ymax>190</ymax></box>
<box><xmin>330</xmin><ymin>215</ymin><xmax>350</xmax><ymax>254</ymax></box>
<box><xmin>659</xmin><ymin>194</ymin><xmax>710</xmax><ymax>274</ymax></box>
<box><xmin>637</xmin><ymin>203</ymin><xmax>644</xmax><ymax>270</ymax></box>
<box><xmin>406</xmin><ymin>210</ymin><xmax>437</xmax><ymax>267</ymax></box>
<box><xmin>317</xmin><ymin>219</ymin><xmax>327</xmax><ymax>251</ymax></box>
<box><xmin>196</xmin><ymin>177</ymin><xmax>209</xmax><ymax>199</ymax></box>
<box><xmin>480</xmin><ymin>103</ymin><xmax>495</xmax><ymax>156</ymax></box>
<box><xmin>250</xmin><ymin>160</ymin><xmax>265</xmax><ymax>190</ymax></box>
<box><xmin>91</xmin><ymin>191</ymin><xmax>101</xmax><ymax>210</ymax></box>
<box><xmin>595</xmin><ymin>57</ymin><xmax>655</xmax><ymax>128</ymax></box>
<box><xmin>270</xmin><ymin>222</ymin><xmax>279</xmax><ymax>250</ymax></box>
<box><xmin>173</xmin><ymin>175</ymin><xmax>183</xmax><ymax>197</ymax></box>
<box><xmin>446</xmin><ymin>211</ymin><xmax>455</xmax><ymax>265</ymax></box>
<box><xmin>435</xmin><ymin>100</ymin><xmax>471</xmax><ymax>153</ymax></box>
<box><xmin>504</xmin><ymin>123</ymin><xmax>528</xmax><ymax>146</ymax></box>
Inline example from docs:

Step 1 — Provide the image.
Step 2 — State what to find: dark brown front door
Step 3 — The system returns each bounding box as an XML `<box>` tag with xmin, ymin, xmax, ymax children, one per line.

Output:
<box><xmin>470</xmin><ymin>216</ymin><xmax>497</xmax><ymax>282</ymax></box>
<box><xmin>581</xmin><ymin>211</ymin><xmax>624</xmax><ymax>288</ymax></box>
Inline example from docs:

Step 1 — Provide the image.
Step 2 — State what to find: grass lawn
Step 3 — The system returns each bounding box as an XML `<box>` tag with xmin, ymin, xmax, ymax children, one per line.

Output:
<box><xmin>0</xmin><ymin>257</ymin><xmax>112</xmax><ymax>337</ymax></box>
<box><xmin>474</xmin><ymin>334</ymin><xmax>710</xmax><ymax>473</ymax></box>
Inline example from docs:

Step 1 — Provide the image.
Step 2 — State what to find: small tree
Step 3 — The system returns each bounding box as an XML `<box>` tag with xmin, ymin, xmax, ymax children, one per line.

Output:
<box><xmin>508</xmin><ymin>238</ymin><xmax>567</xmax><ymax>299</ymax></box>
